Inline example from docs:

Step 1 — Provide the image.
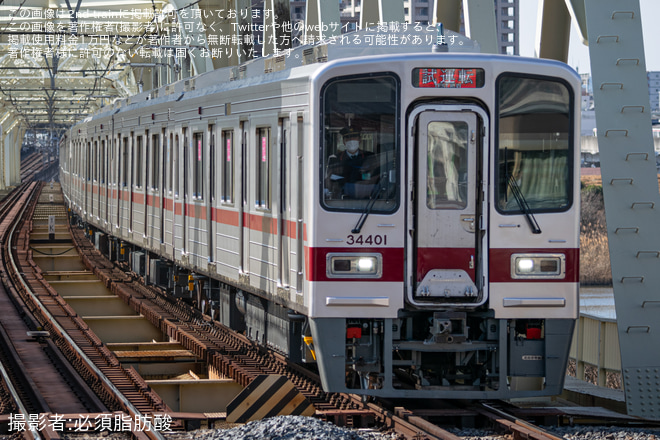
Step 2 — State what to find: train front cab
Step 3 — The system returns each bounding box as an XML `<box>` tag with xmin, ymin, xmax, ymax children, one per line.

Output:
<box><xmin>308</xmin><ymin>57</ymin><xmax>580</xmax><ymax>398</ymax></box>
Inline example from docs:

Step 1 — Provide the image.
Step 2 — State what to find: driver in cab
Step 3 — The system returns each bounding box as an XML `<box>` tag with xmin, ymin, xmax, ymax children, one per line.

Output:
<box><xmin>327</xmin><ymin>125</ymin><xmax>379</xmax><ymax>199</ymax></box>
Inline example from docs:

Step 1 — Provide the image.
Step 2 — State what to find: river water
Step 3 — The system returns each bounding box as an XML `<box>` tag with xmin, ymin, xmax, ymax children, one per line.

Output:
<box><xmin>579</xmin><ymin>286</ymin><xmax>615</xmax><ymax>320</ymax></box>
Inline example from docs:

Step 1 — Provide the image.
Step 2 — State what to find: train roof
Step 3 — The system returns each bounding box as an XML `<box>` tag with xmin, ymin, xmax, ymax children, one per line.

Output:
<box><xmin>84</xmin><ymin>26</ymin><xmax>474</xmax><ymax>117</ymax></box>
<box><xmin>77</xmin><ymin>25</ymin><xmax>576</xmax><ymax>125</ymax></box>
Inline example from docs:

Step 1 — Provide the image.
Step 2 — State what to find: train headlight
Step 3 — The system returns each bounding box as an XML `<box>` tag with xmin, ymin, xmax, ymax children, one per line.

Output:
<box><xmin>357</xmin><ymin>257</ymin><xmax>376</xmax><ymax>272</ymax></box>
<box><xmin>327</xmin><ymin>253</ymin><xmax>382</xmax><ymax>278</ymax></box>
<box><xmin>511</xmin><ymin>253</ymin><xmax>565</xmax><ymax>279</ymax></box>
<box><xmin>516</xmin><ymin>258</ymin><xmax>535</xmax><ymax>273</ymax></box>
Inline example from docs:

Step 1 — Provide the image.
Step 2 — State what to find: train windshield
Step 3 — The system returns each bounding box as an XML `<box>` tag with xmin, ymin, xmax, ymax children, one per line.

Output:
<box><xmin>496</xmin><ymin>74</ymin><xmax>573</xmax><ymax>213</ymax></box>
<box><xmin>321</xmin><ymin>74</ymin><xmax>399</xmax><ymax>213</ymax></box>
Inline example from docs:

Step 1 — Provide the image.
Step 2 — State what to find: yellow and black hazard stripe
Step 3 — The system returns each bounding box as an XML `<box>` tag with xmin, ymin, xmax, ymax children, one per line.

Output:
<box><xmin>226</xmin><ymin>374</ymin><xmax>315</xmax><ymax>423</ymax></box>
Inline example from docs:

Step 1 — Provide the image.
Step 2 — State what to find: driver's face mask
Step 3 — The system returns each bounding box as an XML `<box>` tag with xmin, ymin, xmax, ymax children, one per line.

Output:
<box><xmin>345</xmin><ymin>140</ymin><xmax>359</xmax><ymax>154</ymax></box>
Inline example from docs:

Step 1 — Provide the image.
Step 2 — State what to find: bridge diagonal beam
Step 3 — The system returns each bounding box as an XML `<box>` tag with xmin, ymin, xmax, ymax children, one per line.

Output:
<box><xmin>585</xmin><ymin>0</ymin><xmax>660</xmax><ymax>420</ymax></box>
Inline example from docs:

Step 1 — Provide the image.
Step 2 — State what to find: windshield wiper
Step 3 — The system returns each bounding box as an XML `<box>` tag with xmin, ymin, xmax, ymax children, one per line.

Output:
<box><xmin>503</xmin><ymin>147</ymin><xmax>541</xmax><ymax>234</ymax></box>
<box><xmin>507</xmin><ymin>175</ymin><xmax>542</xmax><ymax>234</ymax></box>
<box><xmin>351</xmin><ymin>173</ymin><xmax>388</xmax><ymax>234</ymax></box>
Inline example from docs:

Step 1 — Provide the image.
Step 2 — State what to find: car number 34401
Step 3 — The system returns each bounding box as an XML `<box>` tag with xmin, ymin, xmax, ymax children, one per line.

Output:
<box><xmin>346</xmin><ymin>235</ymin><xmax>388</xmax><ymax>245</ymax></box>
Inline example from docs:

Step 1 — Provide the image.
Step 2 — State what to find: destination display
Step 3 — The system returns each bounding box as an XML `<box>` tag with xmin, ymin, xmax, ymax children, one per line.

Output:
<box><xmin>412</xmin><ymin>68</ymin><xmax>484</xmax><ymax>88</ymax></box>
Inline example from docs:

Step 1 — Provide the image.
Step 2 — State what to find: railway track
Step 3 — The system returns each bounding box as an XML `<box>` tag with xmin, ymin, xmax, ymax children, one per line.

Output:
<box><xmin>0</xmin><ymin>183</ymin><xmax>171</xmax><ymax>439</ymax></box>
<box><xmin>19</xmin><ymin>153</ymin><xmax>57</xmax><ymax>183</ymax></box>
<box><xmin>58</xmin><ymin>191</ymin><xmax>632</xmax><ymax>440</ymax></box>
<box><xmin>0</xmin><ymin>183</ymin><xmax>104</xmax><ymax>412</ymax></box>
<box><xmin>2</xmin><ymin>183</ymin><xmax>655</xmax><ymax>440</ymax></box>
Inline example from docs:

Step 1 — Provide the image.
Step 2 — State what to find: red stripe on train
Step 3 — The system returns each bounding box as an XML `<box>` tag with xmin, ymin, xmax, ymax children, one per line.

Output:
<box><xmin>306</xmin><ymin>247</ymin><xmax>405</xmax><ymax>282</ymax></box>
<box><xmin>489</xmin><ymin>248</ymin><xmax>579</xmax><ymax>283</ymax></box>
<box><xmin>146</xmin><ymin>194</ymin><xmax>160</xmax><ymax>209</ymax></box>
<box><xmin>417</xmin><ymin>247</ymin><xmax>476</xmax><ymax>282</ymax></box>
<box><xmin>103</xmin><ymin>191</ymin><xmax>303</xmax><ymax>239</ymax></box>
<box><xmin>212</xmin><ymin>208</ymin><xmax>240</xmax><ymax>227</ymax></box>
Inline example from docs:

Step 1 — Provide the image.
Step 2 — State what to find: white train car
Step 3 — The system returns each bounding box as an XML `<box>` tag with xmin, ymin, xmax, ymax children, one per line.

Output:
<box><xmin>60</xmin><ymin>27</ymin><xmax>580</xmax><ymax>398</ymax></box>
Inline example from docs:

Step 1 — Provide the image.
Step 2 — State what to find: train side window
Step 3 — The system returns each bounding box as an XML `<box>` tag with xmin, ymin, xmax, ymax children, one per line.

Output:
<box><xmin>101</xmin><ymin>139</ymin><xmax>106</xmax><ymax>184</ymax></box>
<box><xmin>167</xmin><ymin>133</ymin><xmax>173</xmax><ymax>194</ymax></box>
<box><xmin>174</xmin><ymin>134</ymin><xmax>180</xmax><ymax>198</ymax></box>
<box><xmin>210</xmin><ymin>126</ymin><xmax>216</xmax><ymax>202</ymax></box>
<box><xmin>121</xmin><ymin>137</ymin><xmax>129</xmax><ymax>187</ymax></box>
<box><xmin>256</xmin><ymin>127</ymin><xmax>271</xmax><ymax>209</ymax></box>
<box><xmin>222</xmin><ymin>130</ymin><xmax>234</xmax><ymax>203</ymax></box>
<box><xmin>183</xmin><ymin>130</ymin><xmax>189</xmax><ymax>199</ymax></box>
<box><xmin>151</xmin><ymin>133</ymin><xmax>160</xmax><ymax>191</ymax></box>
<box><xmin>112</xmin><ymin>137</ymin><xmax>117</xmax><ymax>185</ymax></box>
<box><xmin>99</xmin><ymin>139</ymin><xmax>102</xmax><ymax>183</ymax></box>
<box><xmin>496</xmin><ymin>74</ymin><xmax>573</xmax><ymax>213</ymax></box>
<box><xmin>209</xmin><ymin>125</ymin><xmax>217</xmax><ymax>200</ymax></box>
<box><xmin>86</xmin><ymin>142</ymin><xmax>91</xmax><ymax>181</ymax></box>
<box><xmin>135</xmin><ymin>135</ymin><xmax>143</xmax><ymax>189</ymax></box>
<box><xmin>93</xmin><ymin>140</ymin><xmax>98</xmax><ymax>182</ymax></box>
<box><xmin>193</xmin><ymin>132</ymin><xmax>204</xmax><ymax>200</ymax></box>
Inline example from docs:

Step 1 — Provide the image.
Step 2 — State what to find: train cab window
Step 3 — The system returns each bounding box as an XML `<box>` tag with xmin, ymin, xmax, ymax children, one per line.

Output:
<box><xmin>496</xmin><ymin>74</ymin><xmax>573</xmax><ymax>213</ymax></box>
<box><xmin>222</xmin><ymin>130</ymin><xmax>234</xmax><ymax>203</ymax></box>
<box><xmin>321</xmin><ymin>74</ymin><xmax>399</xmax><ymax>212</ymax></box>
<box><xmin>193</xmin><ymin>132</ymin><xmax>204</xmax><ymax>200</ymax></box>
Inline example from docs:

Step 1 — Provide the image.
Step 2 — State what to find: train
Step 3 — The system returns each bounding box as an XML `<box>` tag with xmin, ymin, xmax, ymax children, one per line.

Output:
<box><xmin>60</xmin><ymin>26</ymin><xmax>580</xmax><ymax>399</ymax></box>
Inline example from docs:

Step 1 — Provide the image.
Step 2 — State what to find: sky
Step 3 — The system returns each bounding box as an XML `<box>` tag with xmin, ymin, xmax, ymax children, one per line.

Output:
<box><xmin>518</xmin><ymin>0</ymin><xmax>660</xmax><ymax>74</ymax></box>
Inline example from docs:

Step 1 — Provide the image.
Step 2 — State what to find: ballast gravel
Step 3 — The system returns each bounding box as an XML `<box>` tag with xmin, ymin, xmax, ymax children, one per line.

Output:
<box><xmin>451</xmin><ymin>425</ymin><xmax>660</xmax><ymax>440</ymax></box>
<box><xmin>163</xmin><ymin>416</ymin><xmax>397</xmax><ymax>440</ymax></box>
<box><xmin>12</xmin><ymin>416</ymin><xmax>660</xmax><ymax>440</ymax></box>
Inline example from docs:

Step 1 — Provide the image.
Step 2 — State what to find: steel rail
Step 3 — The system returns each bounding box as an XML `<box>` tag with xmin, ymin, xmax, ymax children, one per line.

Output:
<box><xmin>0</xmin><ymin>183</ymin><xmax>43</xmax><ymax>440</ymax></box>
<box><xmin>6</xmin><ymin>184</ymin><xmax>166</xmax><ymax>440</ymax></box>
<box><xmin>477</xmin><ymin>402</ymin><xmax>565</xmax><ymax>440</ymax></box>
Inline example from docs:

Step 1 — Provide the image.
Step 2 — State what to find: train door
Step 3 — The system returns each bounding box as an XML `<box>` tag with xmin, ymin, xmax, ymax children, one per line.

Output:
<box><xmin>103</xmin><ymin>137</ymin><xmax>109</xmax><ymax>225</ymax></box>
<box><xmin>130</xmin><ymin>133</ymin><xmax>138</xmax><ymax>234</ymax></box>
<box><xmin>239</xmin><ymin>121</ymin><xmax>249</xmax><ymax>277</ymax></box>
<box><xmin>110</xmin><ymin>125</ymin><xmax>117</xmax><ymax>230</ymax></box>
<box><xmin>164</xmin><ymin>132</ymin><xmax>174</xmax><ymax>251</ymax></box>
<box><xmin>118</xmin><ymin>137</ymin><xmax>123</xmax><ymax>231</ymax></box>
<box><xmin>410</xmin><ymin>106</ymin><xmax>487</xmax><ymax>307</ymax></box>
<box><xmin>160</xmin><ymin>129</ymin><xmax>167</xmax><ymax>246</ymax></box>
<box><xmin>92</xmin><ymin>140</ymin><xmax>97</xmax><ymax>220</ymax></box>
<box><xmin>120</xmin><ymin>136</ymin><xmax>129</xmax><ymax>235</ymax></box>
<box><xmin>295</xmin><ymin>115</ymin><xmax>304</xmax><ymax>292</ymax></box>
<box><xmin>182</xmin><ymin>128</ymin><xmax>188</xmax><ymax>255</ymax></box>
<box><xmin>98</xmin><ymin>138</ymin><xmax>103</xmax><ymax>220</ymax></box>
<box><xmin>278</xmin><ymin>117</ymin><xmax>290</xmax><ymax>287</ymax></box>
<box><xmin>148</xmin><ymin>131</ymin><xmax>161</xmax><ymax>246</ymax></box>
<box><xmin>144</xmin><ymin>131</ymin><xmax>151</xmax><ymax>240</ymax></box>
<box><xmin>172</xmin><ymin>132</ymin><xmax>182</xmax><ymax>256</ymax></box>
<box><xmin>94</xmin><ymin>139</ymin><xmax>99</xmax><ymax>220</ymax></box>
<box><xmin>85</xmin><ymin>141</ymin><xmax>90</xmax><ymax>219</ymax></box>
<box><xmin>208</xmin><ymin>124</ymin><xmax>215</xmax><ymax>264</ymax></box>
